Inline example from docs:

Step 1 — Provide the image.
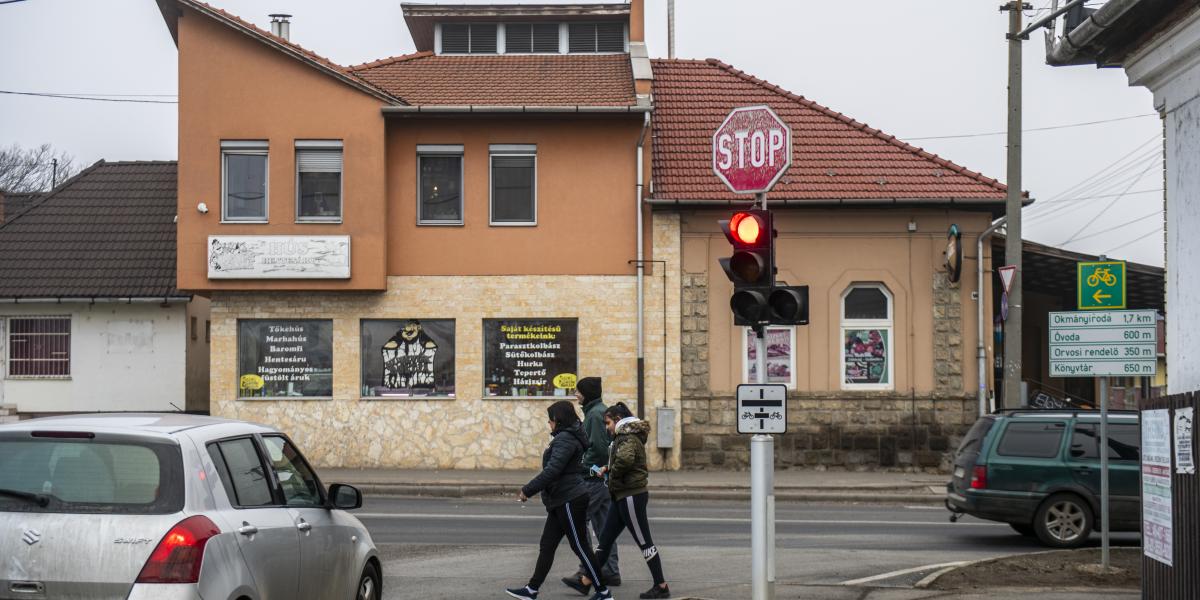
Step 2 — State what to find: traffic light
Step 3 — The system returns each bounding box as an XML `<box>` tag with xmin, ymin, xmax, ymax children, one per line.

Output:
<box><xmin>719</xmin><ymin>210</ymin><xmax>773</xmax><ymax>326</ymax></box>
<box><xmin>768</xmin><ymin>285</ymin><xmax>809</xmax><ymax>325</ymax></box>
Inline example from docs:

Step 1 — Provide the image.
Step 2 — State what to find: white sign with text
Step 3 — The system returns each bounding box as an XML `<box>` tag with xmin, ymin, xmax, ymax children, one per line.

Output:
<box><xmin>1142</xmin><ymin>409</ymin><xmax>1173</xmax><ymax>566</ymax></box>
<box><xmin>1048</xmin><ymin>310</ymin><xmax>1158</xmax><ymax>377</ymax></box>
<box><xmin>208</xmin><ymin>235</ymin><xmax>351</xmax><ymax>279</ymax></box>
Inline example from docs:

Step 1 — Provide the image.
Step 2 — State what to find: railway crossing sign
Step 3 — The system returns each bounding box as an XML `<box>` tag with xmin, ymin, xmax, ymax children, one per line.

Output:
<box><xmin>737</xmin><ymin>384</ymin><xmax>787</xmax><ymax>434</ymax></box>
<box><xmin>1078</xmin><ymin>261</ymin><xmax>1126</xmax><ymax>310</ymax></box>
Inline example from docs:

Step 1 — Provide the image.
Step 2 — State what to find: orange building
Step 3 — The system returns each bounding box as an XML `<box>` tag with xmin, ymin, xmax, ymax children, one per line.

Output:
<box><xmin>158</xmin><ymin>0</ymin><xmax>1008</xmax><ymax>470</ymax></box>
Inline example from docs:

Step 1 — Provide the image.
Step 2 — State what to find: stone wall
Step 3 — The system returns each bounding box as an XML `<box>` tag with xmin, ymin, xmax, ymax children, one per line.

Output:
<box><xmin>681</xmin><ymin>393</ymin><xmax>975</xmax><ymax>470</ymax></box>
<box><xmin>932</xmin><ymin>271</ymin><xmax>964</xmax><ymax>395</ymax></box>
<box><xmin>681</xmin><ymin>272</ymin><xmax>710</xmax><ymax>397</ymax></box>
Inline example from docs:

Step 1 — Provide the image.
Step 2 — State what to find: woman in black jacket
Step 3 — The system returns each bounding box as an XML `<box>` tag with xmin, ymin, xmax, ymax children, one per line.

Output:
<box><xmin>507</xmin><ymin>401</ymin><xmax>612</xmax><ymax>600</ymax></box>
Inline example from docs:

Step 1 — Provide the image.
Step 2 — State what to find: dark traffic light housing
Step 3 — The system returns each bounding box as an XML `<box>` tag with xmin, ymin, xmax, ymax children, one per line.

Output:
<box><xmin>719</xmin><ymin>209</ymin><xmax>809</xmax><ymax>327</ymax></box>
<box><xmin>719</xmin><ymin>210</ymin><xmax>773</xmax><ymax>326</ymax></box>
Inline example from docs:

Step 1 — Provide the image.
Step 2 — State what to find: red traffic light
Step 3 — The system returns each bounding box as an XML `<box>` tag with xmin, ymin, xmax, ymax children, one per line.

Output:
<box><xmin>730</xmin><ymin>212</ymin><xmax>765</xmax><ymax>245</ymax></box>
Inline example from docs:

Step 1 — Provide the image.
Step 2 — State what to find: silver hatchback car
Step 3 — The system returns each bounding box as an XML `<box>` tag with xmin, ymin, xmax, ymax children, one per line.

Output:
<box><xmin>0</xmin><ymin>414</ymin><xmax>380</xmax><ymax>600</ymax></box>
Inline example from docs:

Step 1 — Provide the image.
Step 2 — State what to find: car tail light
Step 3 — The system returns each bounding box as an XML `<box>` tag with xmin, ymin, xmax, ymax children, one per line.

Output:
<box><xmin>135</xmin><ymin>516</ymin><xmax>220</xmax><ymax>584</ymax></box>
<box><xmin>969</xmin><ymin>465</ymin><xmax>987</xmax><ymax>490</ymax></box>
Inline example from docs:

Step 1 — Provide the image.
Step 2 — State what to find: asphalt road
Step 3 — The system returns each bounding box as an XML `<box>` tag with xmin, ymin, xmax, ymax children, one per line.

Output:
<box><xmin>359</xmin><ymin>496</ymin><xmax>1140</xmax><ymax>600</ymax></box>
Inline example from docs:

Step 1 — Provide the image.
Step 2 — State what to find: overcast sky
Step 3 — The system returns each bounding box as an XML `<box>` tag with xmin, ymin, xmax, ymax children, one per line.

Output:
<box><xmin>0</xmin><ymin>0</ymin><xmax>1164</xmax><ymax>266</ymax></box>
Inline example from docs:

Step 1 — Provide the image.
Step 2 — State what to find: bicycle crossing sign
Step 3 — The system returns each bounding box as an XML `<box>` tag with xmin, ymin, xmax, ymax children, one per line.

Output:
<box><xmin>1078</xmin><ymin>261</ymin><xmax>1126</xmax><ymax>310</ymax></box>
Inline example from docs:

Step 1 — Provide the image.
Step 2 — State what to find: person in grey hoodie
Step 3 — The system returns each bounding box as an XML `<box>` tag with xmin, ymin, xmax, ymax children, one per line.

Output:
<box><xmin>506</xmin><ymin>401</ymin><xmax>612</xmax><ymax>600</ymax></box>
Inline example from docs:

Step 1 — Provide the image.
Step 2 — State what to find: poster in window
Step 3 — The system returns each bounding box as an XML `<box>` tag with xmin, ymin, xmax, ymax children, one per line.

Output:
<box><xmin>745</xmin><ymin>327</ymin><xmax>793</xmax><ymax>386</ymax></box>
<box><xmin>844</xmin><ymin>329</ymin><xmax>890</xmax><ymax>385</ymax></box>
<box><xmin>360</xmin><ymin>319</ymin><xmax>455</xmax><ymax>398</ymax></box>
<box><xmin>484</xmin><ymin>319</ymin><xmax>577</xmax><ymax>397</ymax></box>
<box><xmin>238</xmin><ymin>320</ymin><xmax>333</xmax><ymax>398</ymax></box>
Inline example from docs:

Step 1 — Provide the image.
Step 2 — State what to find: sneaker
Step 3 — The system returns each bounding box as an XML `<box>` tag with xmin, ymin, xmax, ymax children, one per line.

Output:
<box><xmin>505</xmin><ymin>586</ymin><xmax>538</xmax><ymax>600</ymax></box>
<box><xmin>639</xmin><ymin>584</ymin><xmax>671</xmax><ymax>599</ymax></box>
<box><xmin>561</xmin><ymin>575</ymin><xmax>590</xmax><ymax>596</ymax></box>
<box><xmin>589</xmin><ymin>589</ymin><xmax>613</xmax><ymax>600</ymax></box>
<box><xmin>602</xmin><ymin>572</ymin><xmax>622</xmax><ymax>587</ymax></box>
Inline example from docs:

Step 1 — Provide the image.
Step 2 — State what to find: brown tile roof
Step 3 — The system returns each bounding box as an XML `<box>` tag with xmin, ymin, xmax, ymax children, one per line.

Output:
<box><xmin>160</xmin><ymin>0</ymin><xmax>403</xmax><ymax>104</ymax></box>
<box><xmin>349</xmin><ymin>52</ymin><xmax>636</xmax><ymax>106</ymax></box>
<box><xmin>649</xmin><ymin>59</ymin><xmax>1009</xmax><ymax>205</ymax></box>
<box><xmin>0</xmin><ymin>161</ymin><xmax>184</xmax><ymax>299</ymax></box>
<box><xmin>0</xmin><ymin>192</ymin><xmax>40</xmax><ymax>224</ymax></box>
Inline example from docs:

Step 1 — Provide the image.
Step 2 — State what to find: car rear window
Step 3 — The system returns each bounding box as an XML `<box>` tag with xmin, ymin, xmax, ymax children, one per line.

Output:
<box><xmin>0</xmin><ymin>437</ymin><xmax>183</xmax><ymax>514</ymax></box>
<box><xmin>956</xmin><ymin>417</ymin><xmax>996</xmax><ymax>455</ymax></box>
<box><xmin>995</xmin><ymin>421</ymin><xmax>1065</xmax><ymax>458</ymax></box>
<box><xmin>1069</xmin><ymin>423</ymin><xmax>1141</xmax><ymax>461</ymax></box>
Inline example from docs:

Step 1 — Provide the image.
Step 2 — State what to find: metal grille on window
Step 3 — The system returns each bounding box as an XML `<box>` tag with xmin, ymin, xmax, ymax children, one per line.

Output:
<box><xmin>297</xmin><ymin>148</ymin><xmax>342</xmax><ymax>220</ymax></box>
<box><xmin>469</xmin><ymin>24</ymin><xmax>497</xmax><ymax>53</ymax></box>
<box><xmin>568</xmin><ymin>23</ymin><xmax>597</xmax><ymax>53</ymax></box>
<box><xmin>7</xmin><ymin>317</ymin><xmax>70</xmax><ymax>377</ymax></box>
<box><xmin>596</xmin><ymin>22</ymin><xmax>624</xmax><ymax>52</ymax></box>
<box><xmin>441</xmin><ymin>24</ymin><xmax>469</xmax><ymax>53</ymax></box>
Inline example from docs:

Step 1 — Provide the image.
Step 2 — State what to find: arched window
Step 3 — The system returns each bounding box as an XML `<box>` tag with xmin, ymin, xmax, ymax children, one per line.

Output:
<box><xmin>841</xmin><ymin>284</ymin><xmax>893</xmax><ymax>390</ymax></box>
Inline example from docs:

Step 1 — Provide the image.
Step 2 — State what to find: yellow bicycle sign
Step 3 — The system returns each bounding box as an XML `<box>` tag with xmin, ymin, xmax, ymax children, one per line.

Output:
<box><xmin>1078</xmin><ymin>261</ymin><xmax>1126</xmax><ymax>310</ymax></box>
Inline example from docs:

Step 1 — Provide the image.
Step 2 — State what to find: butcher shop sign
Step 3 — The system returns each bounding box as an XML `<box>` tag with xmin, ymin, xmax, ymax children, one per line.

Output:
<box><xmin>208</xmin><ymin>235</ymin><xmax>351</xmax><ymax>279</ymax></box>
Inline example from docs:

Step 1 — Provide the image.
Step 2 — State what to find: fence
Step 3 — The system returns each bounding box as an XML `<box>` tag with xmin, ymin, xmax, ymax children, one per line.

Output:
<box><xmin>1140</xmin><ymin>391</ymin><xmax>1198</xmax><ymax>599</ymax></box>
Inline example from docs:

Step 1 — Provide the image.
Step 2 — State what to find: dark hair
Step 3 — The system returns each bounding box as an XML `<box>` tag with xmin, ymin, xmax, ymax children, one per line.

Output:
<box><xmin>547</xmin><ymin>400</ymin><xmax>580</xmax><ymax>430</ymax></box>
<box><xmin>604</xmin><ymin>402</ymin><xmax>634</xmax><ymax>421</ymax></box>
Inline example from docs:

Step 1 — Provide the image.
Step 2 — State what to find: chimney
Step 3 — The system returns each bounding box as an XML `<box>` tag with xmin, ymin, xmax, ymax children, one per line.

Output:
<box><xmin>269</xmin><ymin>13</ymin><xmax>291</xmax><ymax>40</ymax></box>
<box><xmin>628</xmin><ymin>0</ymin><xmax>652</xmax><ymax>98</ymax></box>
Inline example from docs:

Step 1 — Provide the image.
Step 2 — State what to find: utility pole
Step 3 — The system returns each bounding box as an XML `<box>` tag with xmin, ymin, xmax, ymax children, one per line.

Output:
<box><xmin>667</xmin><ymin>0</ymin><xmax>675</xmax><ymax>59</ymax></box>
<box><xmin>1002</xmin><ymin>2</ymin><xmax>1028</xmax><ymax>409</ymax></box>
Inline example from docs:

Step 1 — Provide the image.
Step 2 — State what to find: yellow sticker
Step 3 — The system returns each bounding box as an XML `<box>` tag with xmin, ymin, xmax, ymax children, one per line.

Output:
<box><xmin>553</xmin><ymin>373</ymin><xmax>578</xmax><ymax>390</ymax></box>
<box><xmin>240</xmin><ymin>374</ymin><xmax>265</xmax><ymax>391</ymax></box>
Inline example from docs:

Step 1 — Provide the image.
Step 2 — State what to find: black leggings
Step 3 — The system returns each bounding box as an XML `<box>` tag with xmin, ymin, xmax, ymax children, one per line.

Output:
<box><xmin>529</xmin><ymin>494</ymin><xmax>607</xmax><ymax>592</ymax></box>
<box><xmin>594</xmin><ymin>492</ymin><xmax>666</xmax><ymax>585</ymax></box>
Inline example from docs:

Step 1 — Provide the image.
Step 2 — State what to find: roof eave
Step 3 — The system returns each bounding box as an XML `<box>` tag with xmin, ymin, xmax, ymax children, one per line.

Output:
<box><xmin>382</xmin><ymin>104</ymin><xmax>650</xmax><ymax>115</ymax></box>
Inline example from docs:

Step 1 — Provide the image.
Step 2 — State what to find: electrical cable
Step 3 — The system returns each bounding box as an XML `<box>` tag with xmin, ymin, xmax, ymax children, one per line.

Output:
<box><xmin>1064</xmin><ymin>210</ymin><xmax>1162</xmax><ymax>243</ymax></box>
<box><xmin>1060</xmin><ymin>161</ymin><xmax>1157</xmax><ymax>244</ymax></box>
<box><xmin>903</xmin><ymin>113</ymin><xmax>1156</xmax><ymax>141</ymax></box>
<box><xmin>0</xmin><ymin>90</ymin><xmax>177</xmax><ymax>104</ymax></box>
<box><xmin>1105</xmin><ymin>227</ymin><xmax>1162</xmax><ymax>254</ymax></box>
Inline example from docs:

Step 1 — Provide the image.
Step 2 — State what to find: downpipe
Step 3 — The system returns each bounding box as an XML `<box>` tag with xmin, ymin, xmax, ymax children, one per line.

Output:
<box><xmin>976</xmin><ymin>217</ymin><xmax>1006</xmax><ymax>417</ymax></box>
<box><xmin>635</xmin><ymin>111</ymin><xmax>650</xmax><ymax>419</ymax></box>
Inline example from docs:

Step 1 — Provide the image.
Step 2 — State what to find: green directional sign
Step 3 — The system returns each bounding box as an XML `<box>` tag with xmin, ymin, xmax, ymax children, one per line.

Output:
<box><xmin>1078</xmin><ymin>261</ymin><xmax>1126</xmax><ymax>310</ymax></box>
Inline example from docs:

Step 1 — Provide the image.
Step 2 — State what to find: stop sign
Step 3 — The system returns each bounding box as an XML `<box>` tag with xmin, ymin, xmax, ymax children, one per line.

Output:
<box><xmin>712</xmin><ymin>105</ymin><xmax>792</xmax><ymax>195</ymax></box>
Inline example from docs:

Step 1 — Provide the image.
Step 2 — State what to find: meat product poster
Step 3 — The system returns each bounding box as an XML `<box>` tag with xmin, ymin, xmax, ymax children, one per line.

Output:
<box><xmin>238</xmin><ymin>320</ymin><xmax>333</xmax><ymax>398</ymax></box>
<box><xmin>844</xmin><ymin>329</ymin><xmax>890</xmax><ymax>386</ymax></box>
<box><xmin>361</xmin><ymin>319</ymin><xmax>455</xmax><ymax>398</ymax></box>
<box><xmin>484</xmin><ymin>319</ymin><xmax>577</xmax><ymax>398</ymax></box>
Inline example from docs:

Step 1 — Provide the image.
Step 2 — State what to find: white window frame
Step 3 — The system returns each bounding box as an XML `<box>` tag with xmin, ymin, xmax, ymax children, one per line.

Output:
<box><xmin>840</xmin><ymin>283</ymin><xmax>894</xmax><ymax>391</ymax></box>
<box><xmin>417</xmin><ymin>144</ymin><xmax>465</xmax><ymax>226</ymax></box>
<box><xmin>741</xmin><ymin>326</ymin><xmax>797</xmax><ymax>390</ymax></box>
<box><xmin>4</xmin><ymin>315</ymin><xmax>72</xmax><ymax>379</ymax></box>
<box><xmin>220</xmin><ymin>140</ymin><xmax>269</xmax><ymax>223</ymax></box>
<box><xmin>294</xmin><ymin>140</ymin><xmax>344</xmax><ymax>224</ymax></box>
<box><xmin>489</xmin><ymin>144</ymin><xmax>537</xmax><ymax>227</ymax></box>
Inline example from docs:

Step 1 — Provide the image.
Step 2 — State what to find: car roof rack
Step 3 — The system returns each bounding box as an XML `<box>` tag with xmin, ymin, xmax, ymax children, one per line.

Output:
<box><xmin>991</xmin><ymin>408</ymin><xmax>1139</xmax><ymax>418</ymax></box>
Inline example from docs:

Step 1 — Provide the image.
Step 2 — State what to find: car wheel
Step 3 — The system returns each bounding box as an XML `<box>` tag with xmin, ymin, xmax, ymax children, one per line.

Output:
<box><xmin>1009</xmin><ymin>522</ymin><xmax>1036</xmax><ymax>537</ymax></box>
<box><xmin>356</xmin><ymin>562</ymin><xmax>381</xmax><ymax>600</ymax></box>
<box><xmin>1034</xmin><ymin>493</ymin><xmax>1093</xmax><ymax>548</ymax></box>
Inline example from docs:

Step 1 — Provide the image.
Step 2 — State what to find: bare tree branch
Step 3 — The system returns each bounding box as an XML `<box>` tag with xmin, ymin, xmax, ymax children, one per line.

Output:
<box><xmin>0</xmin><ymin>144</ymin><xmax>80</xmax><ymax>193</ymax></box>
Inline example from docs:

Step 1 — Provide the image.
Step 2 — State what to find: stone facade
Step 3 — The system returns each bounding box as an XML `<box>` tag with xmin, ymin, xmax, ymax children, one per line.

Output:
<box><xmin>681</xmin><ymin>394</ymin><xmax>975</xmax><ymax>470</ymax></box>
<box><xmin>209</xmin><ymin>215</ymin><xmax>683</xmax><ymax>470</ymax></box>
<box><xmin>681</xmin><ymin>272</ymin><xmax>710</xmax><ymax>396</ymax></box>
<box><xmin>932</xmin><ymin>272</ymin><xmax>965</xmax><ymax>395</ymax></box>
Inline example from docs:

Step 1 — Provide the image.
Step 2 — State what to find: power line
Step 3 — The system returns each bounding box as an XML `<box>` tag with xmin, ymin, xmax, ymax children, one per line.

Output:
<box><xmin>1106</xmin><ymin>227</ymin><xmax>1162</xmax><ymax>254</ymax></box>
<box><xmin>903</xmin><ymin>113</ymin><xmax>1157</xmax><ymax>141</ymax></box>
<box><xmin>1066</xmin><ymin>210</ymin><xmax>1162</xmax><ymax>243</ymax></box>
<box><xmin>0</xmin><ymin>90</ymin><xmax>177</xmax><ymax>104</ymax></box>
<box><xmin>1060</xmin><ymin>161</ymin><xmax>1157</xmax><ymax>244</ymax></box>
<box><xmin>0</xmin><ymin>0</ymin><xmax>31</xmax><ymax>4</ymax></box>
<box><xmin>11</xmin><ymin>91</ymin><xmax>177</xmax><ymax>97</ymax></box>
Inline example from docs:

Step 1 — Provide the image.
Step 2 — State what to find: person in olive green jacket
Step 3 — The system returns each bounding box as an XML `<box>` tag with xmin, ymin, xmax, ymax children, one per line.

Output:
<box><xmin>579</xmin><ymin>402</ymin><xmax>671</xmax><ymax>599</ymax></box>
<box><xmin>562</xmin><ymin>377</ymin><xmax>620</xmax><ymax>592</ymax></box>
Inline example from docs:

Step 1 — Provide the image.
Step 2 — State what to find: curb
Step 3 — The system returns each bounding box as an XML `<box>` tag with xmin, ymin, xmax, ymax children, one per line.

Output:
<box><xmin>913</xmin><ymin>547</ymin><xmax>1140</xmax><ymax>589</ymax></box>
<box><xmin>356</xmin><ymin>483</ymin><xmax>943</xmax><ymax>504</ymax></box>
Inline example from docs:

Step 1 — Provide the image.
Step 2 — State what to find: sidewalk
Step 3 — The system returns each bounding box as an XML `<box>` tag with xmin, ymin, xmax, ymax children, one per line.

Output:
<box><xmin>320</xmin><ymin>467</ymin><xmax>949</xmax><ymax>504</ymax></box>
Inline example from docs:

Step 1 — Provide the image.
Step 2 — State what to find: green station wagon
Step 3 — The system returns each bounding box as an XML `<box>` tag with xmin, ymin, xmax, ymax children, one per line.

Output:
<box><xmin>945</xmin><ymin>410</ymin><xmax>1141</xmax><ymax>548</ymax></box>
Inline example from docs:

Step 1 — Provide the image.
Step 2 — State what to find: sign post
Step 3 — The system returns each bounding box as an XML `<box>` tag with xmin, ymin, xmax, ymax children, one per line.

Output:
<box><xmin>714</xmin><ymin>105</ymin><xmax>790</xmax><ymax>600</ymax></box>
<box><xmin>1050</xmin><ymin>307</ymin><xmax>1157</xmax><ymax>570</ymax></box>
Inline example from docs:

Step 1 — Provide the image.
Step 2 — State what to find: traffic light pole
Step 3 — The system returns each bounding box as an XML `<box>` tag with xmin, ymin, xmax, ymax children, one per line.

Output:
<box><xmin>750</xmin><ymin>192</ymin><xmax>776</xmax><ymax>600</ymax></box>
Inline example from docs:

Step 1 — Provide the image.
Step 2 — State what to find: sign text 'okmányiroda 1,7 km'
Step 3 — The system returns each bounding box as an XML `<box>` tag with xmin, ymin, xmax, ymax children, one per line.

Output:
<box><xmin>1048</xmin><ymin>310</ymin><xmax>1158</xmax><ymax>377</ymax></box>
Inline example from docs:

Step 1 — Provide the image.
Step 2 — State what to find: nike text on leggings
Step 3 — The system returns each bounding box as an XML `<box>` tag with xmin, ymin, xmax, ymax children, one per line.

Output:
<box><xmin>594</xmin><ymin>492</ymin><xmax>666</xmax><ymax>586</ymax></box>
<box><xmin>528</xmin><ymin>494</ymin><xmax>607</xmax><ymax>593</ymax></box>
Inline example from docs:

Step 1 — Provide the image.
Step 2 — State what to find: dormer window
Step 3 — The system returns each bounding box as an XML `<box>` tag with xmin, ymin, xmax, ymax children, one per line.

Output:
<box><xmin>440</xmin><ymin>23</ymin><xmax>497</xmax><ymax>54</ymax></box>
<box><xmin>505</xmin><ymin>23</ymin><xmax>561</xmax><ymax>53</ymax></box>
<box><xmin>568</xmin><ymin>22</ymin><xmax>625</xmax><ymax>53</ymax></box>
<box><xmin>435</xmin><ymin>22</ymin><xmax>627</xmax><ymax>55</ymax></box>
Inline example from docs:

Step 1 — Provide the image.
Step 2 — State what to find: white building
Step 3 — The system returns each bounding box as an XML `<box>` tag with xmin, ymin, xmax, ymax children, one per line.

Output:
<box><xmin>0</xmin><ymin>161</ymin><xmax>210</xmax><ymax>416</ymax></box>
<box><xmin>1048</xmin><ymin>0</ymin><xmax>1198</xmax><ymax>394</ymax></box>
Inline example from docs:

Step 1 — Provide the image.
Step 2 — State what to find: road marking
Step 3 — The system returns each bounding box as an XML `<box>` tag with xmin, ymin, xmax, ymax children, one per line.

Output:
<box><xmin>357</xmin><ymin>512</ymin><xmax>1003</xmax><ymax>528</ymax></box>
<box><xmin>914</xmin><ymin>563</ymin><xmax>966</xmax><ymax>589</ymax></box>
<box><xmin>838</xmin><ymin>561</ymin><xmax>969</xmax><ymax>586</ymax></box>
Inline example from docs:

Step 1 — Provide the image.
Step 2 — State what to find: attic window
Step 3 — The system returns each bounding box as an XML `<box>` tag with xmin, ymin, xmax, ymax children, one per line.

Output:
<box><xmin>505</xmin><ymin>23</ymin><xmax>561</xmax><ymax>53</ymax></box>
<box><xmin>568</xmin><ymin>22</ymin><xmax>625</xmax><ymax>53</ymax></box>
<box><xmin>440</xmin><ymin>23</ymin><xmax>497</xmax><ymax>54</ymax></box>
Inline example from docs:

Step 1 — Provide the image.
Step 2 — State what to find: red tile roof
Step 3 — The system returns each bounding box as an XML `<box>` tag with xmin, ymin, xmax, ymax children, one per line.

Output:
<box><xmin>350</xmin><ymin>52</ymin><xmax>636</xmax><ymax>106</ymax></box>
<box><xmin>649</xmin><ymin>59</ymin><xmax>1009</xmax><ymax>205</ymax></box>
